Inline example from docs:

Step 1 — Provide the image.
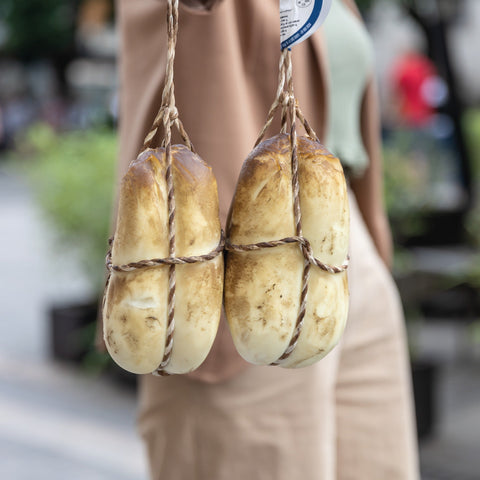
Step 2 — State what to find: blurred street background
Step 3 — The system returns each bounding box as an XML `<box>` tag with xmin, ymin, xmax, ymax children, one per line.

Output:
<box><xmin>1</xmin><ymin>0</ymin><xmax>480</xmax><ymax>478</ymax></box>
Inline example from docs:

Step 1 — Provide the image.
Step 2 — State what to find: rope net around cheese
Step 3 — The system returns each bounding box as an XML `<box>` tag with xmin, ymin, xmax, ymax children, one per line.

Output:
<box><xmin>103</xmin><ymin>146</ymin><xmax>224</xmax><ymax>375</ymax></box>
<box><xmin>225</xmin><ymin>133</ymin><xmax>349</xmax><ymax>368</ymax></box>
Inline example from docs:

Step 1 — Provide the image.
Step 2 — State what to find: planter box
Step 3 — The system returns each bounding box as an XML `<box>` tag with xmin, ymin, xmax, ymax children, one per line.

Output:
<box><xmin>412</xmin><ymin>359</ymin><xmax>438</xmax><ymax>440</ymax></box>
<box><xmin>49</xmin><ymin>299</ymin><xmax>137</xmax><ymax>388</ymax></box>
<box><xmin>420</xmin><ymin>282</ymin><xmax>479</xmax><ymax>320</ymax></box>
<box><xmin>50</xmin><ymin>300</ymin><xmax>98</xmax><ymax>363</ymax></box>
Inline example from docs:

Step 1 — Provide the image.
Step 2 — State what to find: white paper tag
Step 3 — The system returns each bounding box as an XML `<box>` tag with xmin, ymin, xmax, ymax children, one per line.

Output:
<box><xmin>280</xmin><ymin>0</ymin><xmax>332</xmax><ymax>50</ymax></box>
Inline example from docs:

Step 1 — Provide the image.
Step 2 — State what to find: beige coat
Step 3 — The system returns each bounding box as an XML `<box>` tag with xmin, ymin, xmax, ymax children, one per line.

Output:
<box><xmin>115</xmin><ymin>1</ymin><xmax>419</xmax><ymax>478</ymax></box>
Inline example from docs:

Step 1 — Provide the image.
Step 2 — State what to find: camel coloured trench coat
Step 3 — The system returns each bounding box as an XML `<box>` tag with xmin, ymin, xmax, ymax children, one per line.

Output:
<box><xmin>114</xmin><ymin>0</ymin><xmax>419</xmax><ymax>478</ymax></box>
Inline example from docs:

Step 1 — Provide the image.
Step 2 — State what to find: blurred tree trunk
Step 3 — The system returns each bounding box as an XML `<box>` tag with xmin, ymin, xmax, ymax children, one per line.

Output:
<box><xmin>403</xmin><ymin>0</ymin><xmax>473</xmax><ymax>210</ymax></box>
<box><xmin>3</xmin><ymin>0</ymin><xmax>80</xmax><ymax>99</ymax></box>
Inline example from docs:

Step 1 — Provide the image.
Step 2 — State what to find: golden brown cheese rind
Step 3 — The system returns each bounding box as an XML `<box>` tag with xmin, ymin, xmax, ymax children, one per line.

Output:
<box><xmin>103</xmin><ymin>146</ymin><xmax>223</xmax><ymax>375</ymax></box>
<box><xmin>225</xmin><ymin>134</ymin><xmax>349</xmax><ymax>368</ymax></box>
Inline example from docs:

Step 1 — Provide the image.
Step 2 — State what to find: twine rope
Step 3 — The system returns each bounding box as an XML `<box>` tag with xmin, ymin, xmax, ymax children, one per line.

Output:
<box><xmin>106</xmin><ymin>232</ymin><xmax>225</xmax><ymax>273</ymax></box>
<box><xmin>225</xmin><ymin>235</ymin><xmax>348</xmax><ymax>275</ymax></box>
<box><xmin>227</xmin><ymin>49</ymin><xmax>348</xmax><ymax>366</ymax></box>
<box><xmin>143</xmin><ymin>0</ymin><xmax>194</xmax><ymax>153</ymax></box>
<box><xmin>148</xmin><ymin>0</ymin><xmax>179</xmax><ymax>376</ymax></box>
<box><xmin>254</xmin><ymin>50</ymin><xmax>319</xmax><ymax>148</ymax></box>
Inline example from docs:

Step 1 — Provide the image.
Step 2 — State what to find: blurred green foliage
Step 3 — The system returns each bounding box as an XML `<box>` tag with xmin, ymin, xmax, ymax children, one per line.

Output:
<box><xmin>1</xmin><ymin>0</ymin><xmax>77</xmax><ymax>60</ymax></box>
<box><xmin>383</xmin><ymin>127</ymin><xmax>464</xmax><ymax>242</ymax></box>
<box><xmin>382</xmin><ymin>131</ymin><xmax>430</xmax><ymax>241</ymax></box>
<box><xmin>463</xmin><ymin>109</ymin><xmax>480</xmax><ymax>246</ymax></box>
<box><xmin>14</xmin><ymin>124</ymin><xmax>117</xmax><ymax>290</ymax></box>
<box><xmin>355</xmin><ymin>0</ymin><xmax>377</xmax><ymax>11</ymax></box>
<box><xmin>464</xmin><ymin>109</ymin><xmax>480</xmax><ymax>182</ymax></box>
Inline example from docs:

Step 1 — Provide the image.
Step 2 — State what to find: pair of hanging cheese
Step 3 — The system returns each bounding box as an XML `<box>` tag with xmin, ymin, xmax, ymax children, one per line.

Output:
<box><xmin>103</xmin><ymin>134</ymin><xmax>349</xmax><ymax>374</ymax></box>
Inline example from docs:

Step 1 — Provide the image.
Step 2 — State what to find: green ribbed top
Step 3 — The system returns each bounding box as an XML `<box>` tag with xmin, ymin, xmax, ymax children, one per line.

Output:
<box><xmin>323</xmin><ymin>0</ymin><xmax>374</xmax><ymax>177</ymax></box>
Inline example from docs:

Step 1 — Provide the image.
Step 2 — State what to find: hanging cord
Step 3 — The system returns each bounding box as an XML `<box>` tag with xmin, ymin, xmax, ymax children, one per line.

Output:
<box><xmin>104</xmin><ymin>0</ymin><xmax>224</xmax><ymax>376</ymax></box>
<box><xmin>254</xmin><ymin>50</ymin><xmax>319</xmax><ymax>147</ymax></box>
<box><xmin>226</xmin><ymin>49</ymin><xmax>349</xmax><ymax>365</ymax></box>
<box><xmin>149</xmin><ymin>0</ymin><xmax>179</xmax><ymax>376</ymax></box>
<box><xmin>143</xmin><ymin>0</ymin><xmax>194</xmax><ymax>153</ymax></box>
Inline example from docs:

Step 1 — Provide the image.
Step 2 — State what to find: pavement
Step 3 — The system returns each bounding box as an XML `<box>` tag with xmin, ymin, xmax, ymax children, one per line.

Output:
<box><xmin>415</xmin><ymin>325</ymin><xmax>480</xmax><ymax>480</ymax></box>
<box><xmin>0</xmin><ymin>164</ymin><xmax>147</xmax><ymax>480</ymax></box>
<box><xmin>0</xmin><ymin>162</ymin><xmax>479</xmax><ymax>479</ymax></box>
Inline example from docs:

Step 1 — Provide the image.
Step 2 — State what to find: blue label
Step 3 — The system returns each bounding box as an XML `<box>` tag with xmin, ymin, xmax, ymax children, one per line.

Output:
<box><xmin>280</xmin><ymin>0</ymin><xmax>332</xmax><ymax>50</ymax></box>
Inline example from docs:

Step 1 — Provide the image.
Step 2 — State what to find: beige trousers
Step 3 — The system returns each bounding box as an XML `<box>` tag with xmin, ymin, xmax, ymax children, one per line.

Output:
<box><xmin>137</xmin><ymin>192</ymin><xmax>419</xmax><ymax>480</ymax></box>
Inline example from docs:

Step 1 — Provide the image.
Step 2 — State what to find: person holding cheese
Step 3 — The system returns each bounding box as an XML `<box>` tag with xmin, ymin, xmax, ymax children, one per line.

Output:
<box><xmin>104</xmin><ymin>0</ymin><xmax>420</xmax><ymax>478</ymax></box>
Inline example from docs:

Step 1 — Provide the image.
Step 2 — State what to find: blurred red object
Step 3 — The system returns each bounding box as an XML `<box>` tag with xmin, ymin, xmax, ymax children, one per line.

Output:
<box><xmin>391</xmin><ymin>51</ymin><xmax>438</xmax><ymax>127</ymax></box>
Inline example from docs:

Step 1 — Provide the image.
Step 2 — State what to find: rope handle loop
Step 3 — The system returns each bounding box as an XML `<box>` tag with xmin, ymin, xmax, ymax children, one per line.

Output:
<box><xmin>142</xmin><ymin>0</ymin><xmax>194</xmax><ymax>154</ymax></box>
<box><xmin>255</xmin><ymin>49</ymin><xmax>318</xmax><ymax>148</ymax></box>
